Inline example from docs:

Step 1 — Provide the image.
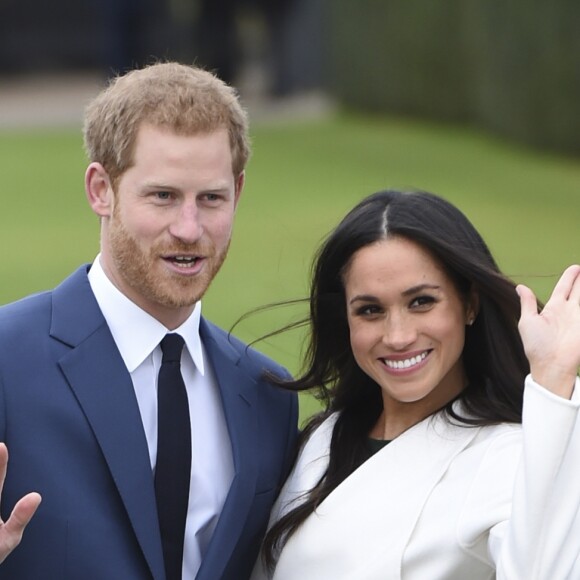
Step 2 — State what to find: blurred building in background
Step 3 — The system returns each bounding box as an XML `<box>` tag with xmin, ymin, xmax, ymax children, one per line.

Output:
<box><xmin>0</xmin><ymin>0</ymin><xmax>327</xmax><ymax>97</ymax></box>
<box><xmin>0</xmin><ymin>0</ymin><xmax>168</xmax><ymax>75</ymax></box>
<box><xmin>1</xmin><ymin>0</ymin><xmax>579</xmax><ymax>155</ymax></box>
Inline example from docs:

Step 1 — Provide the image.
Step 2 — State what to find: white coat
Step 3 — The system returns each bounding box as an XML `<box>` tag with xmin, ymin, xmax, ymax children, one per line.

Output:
<box><xmin>252</xmin><ymin>376</ymin><xmax>580</xmax><ymax>579</ymax></box>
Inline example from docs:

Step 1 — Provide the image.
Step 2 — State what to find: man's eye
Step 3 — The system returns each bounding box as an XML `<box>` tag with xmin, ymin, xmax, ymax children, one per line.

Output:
<box><xmin>156</xmin><ymin>191</ymin><xmax>171</xmax><ymax>200</ymax></box>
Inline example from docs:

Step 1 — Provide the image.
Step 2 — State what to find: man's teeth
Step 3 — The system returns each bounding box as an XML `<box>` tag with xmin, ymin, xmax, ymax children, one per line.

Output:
<box><xmin>384</xmin><ymin>351</ymin><xmax>428</xmax><ymax>370</ymax></box>
<box><xmin>172</xmin><ymin>256</ymin><xmax>198</xmax><ymax>267</ymax></box>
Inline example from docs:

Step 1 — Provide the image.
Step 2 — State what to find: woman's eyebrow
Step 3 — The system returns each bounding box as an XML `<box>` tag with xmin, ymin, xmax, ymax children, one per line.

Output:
<box><xmin>348</xmin><ymin>294</ymin><xmax>378</xmax><ymax>305</ymax></box>
<box><xmin>401</xmin><ymin>283</ymin><xmax>441</xmax><ymax>296</ymax></box>
<box><xmin>348</xmin><ymin>284</ymin><xmax>441</xmax><ymax>305</ymax></box>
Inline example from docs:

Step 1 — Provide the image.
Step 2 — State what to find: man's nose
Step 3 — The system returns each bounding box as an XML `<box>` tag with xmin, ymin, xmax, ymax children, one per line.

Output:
<box><xmin>169</xmin><ymin>202</ymin><xmax>203</xmax><ymax>244</ymax></box>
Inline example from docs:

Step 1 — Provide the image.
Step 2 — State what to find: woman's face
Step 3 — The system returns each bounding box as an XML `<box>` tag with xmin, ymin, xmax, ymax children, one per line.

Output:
<box><xmin>343</xmin><ymin>236</ymin><xmax>476</xmax><ymax>422</ymax></box>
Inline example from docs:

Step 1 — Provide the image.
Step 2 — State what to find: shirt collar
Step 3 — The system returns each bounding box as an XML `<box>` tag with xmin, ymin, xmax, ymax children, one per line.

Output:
<box><xmin>87</xmin><ymin>255</ymin><xmax>205</xmax><ymax>375</ymax></box>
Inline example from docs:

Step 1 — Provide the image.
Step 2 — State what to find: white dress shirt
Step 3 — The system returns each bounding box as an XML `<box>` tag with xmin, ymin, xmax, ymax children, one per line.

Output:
<box><xmin>88</xmin><ymin>256</ymin><xmax>234</xmax><ymax>579</ymax></box>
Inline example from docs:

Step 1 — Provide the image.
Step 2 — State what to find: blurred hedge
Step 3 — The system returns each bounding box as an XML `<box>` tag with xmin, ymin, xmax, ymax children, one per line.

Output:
<box><xmin>327</xmin><ymin>0</ymin><xmax>580</xmax><ymax>154</ymax></box>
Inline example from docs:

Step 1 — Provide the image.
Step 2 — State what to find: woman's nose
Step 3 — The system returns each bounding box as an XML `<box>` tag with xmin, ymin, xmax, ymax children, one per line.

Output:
<box><xmin>382</xmin><ymin>314</ymin><xmax>417</xmax><ymax>350</ymax></box>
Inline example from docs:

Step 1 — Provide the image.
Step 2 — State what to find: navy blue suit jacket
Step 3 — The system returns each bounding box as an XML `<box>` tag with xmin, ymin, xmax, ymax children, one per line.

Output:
<box><xmin>0</xmin><ymin>266</ymin><xmax>298</xmax><ymax>579</ymax></box>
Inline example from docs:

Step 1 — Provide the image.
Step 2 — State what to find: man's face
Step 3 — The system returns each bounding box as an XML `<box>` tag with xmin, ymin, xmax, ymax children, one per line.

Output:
<box><xmin>90</xmin><ymin>124</ymin><xmax>243</xmax><ymax>328</ymax></box>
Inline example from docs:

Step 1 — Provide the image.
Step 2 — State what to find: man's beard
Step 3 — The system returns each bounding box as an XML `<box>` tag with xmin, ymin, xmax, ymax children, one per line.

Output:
<box><xmin>108</xmin><ymin>216</ymin><xmax>229</xmax><ymax>311</ymax></box>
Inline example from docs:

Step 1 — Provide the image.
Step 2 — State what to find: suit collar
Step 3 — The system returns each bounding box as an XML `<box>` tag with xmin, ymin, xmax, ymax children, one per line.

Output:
<box><xmin>51</xmin><ymin>265</ymin><xmax>166</xmax><ymax>580</ymax></box>
<box><xmin>50</xmin><ymin>265</ymin><xmax>103</xmax><ymax>346</ymax></box>
<box><xmin>197</xmin><ymin>319</ymin><xmax>261</xmax><ymax>579</ymax></box>
<box><xmin>87</xmin><ymin>257</ymin><xmax>206</xmax><ymax>374</ymax></box>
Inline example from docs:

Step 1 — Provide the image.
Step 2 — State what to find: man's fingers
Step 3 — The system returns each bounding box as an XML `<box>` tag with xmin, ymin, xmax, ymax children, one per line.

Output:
<box><xmin>4</xmin><ymin>493</ymin><xmax>42</xmax><ymax>533</ymax></box>
<box><xmin>0</xmin><ymin>443</ymin><xmax>8</xmax><ymax>494</ymax></box>
<box><xmin>0</xmin><ymin>444</ymin><xmax>41</xmax><ymax>564</ymax></box>
<box><xmin>0</xmin><ymin>493</ymin><xmax>41</xmax><ymax>564</ymax></box>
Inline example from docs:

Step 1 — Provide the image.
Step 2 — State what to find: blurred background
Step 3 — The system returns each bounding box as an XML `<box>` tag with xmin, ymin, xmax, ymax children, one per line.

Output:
<box><xmin>1</xmin><ymin>0</ymin><xmax>578</xmax><ymax>419</ymax></box>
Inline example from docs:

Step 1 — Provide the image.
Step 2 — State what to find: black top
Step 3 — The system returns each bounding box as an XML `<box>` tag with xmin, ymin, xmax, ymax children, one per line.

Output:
<box><xmin>365</xmin><ymin>437</ymin><xmax>391</xmax><ymax>460</ymax></box>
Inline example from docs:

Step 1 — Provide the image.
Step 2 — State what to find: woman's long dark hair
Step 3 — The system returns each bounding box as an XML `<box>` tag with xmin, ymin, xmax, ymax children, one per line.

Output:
<box><xmin>262</xmin><ymin>189</ymin><xmax>530</xmax><ymax>570</ymax></box>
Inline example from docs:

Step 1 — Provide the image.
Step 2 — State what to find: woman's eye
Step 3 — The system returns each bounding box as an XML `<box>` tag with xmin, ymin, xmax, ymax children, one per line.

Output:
<box><xmin>355</xmin><ymin>305</ymin><xmax>381</xmax><ymax>316</ymax></box>
<box><xmin>410</xmin><ymin>295</ymin><xmax>435</xmax><ymax>308</ymax></box>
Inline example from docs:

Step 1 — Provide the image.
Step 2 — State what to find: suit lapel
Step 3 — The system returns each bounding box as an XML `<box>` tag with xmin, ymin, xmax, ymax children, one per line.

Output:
<box><xmin>196</xmin><ymin>319</ymin><xmax>260</xmax><ymax>580</ymax></box>
<box><xmin>51</xmin><ymin>266</ymin><xmax>165</xmax><ymax>580</ymax></box>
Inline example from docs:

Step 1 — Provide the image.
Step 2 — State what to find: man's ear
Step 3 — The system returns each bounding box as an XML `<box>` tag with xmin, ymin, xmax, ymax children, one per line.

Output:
<box><xmin>233</xmin><ymin>171</ymin><xmax>245</xmax><ymax>208</ymax></box>
<box><xmin>85</xmin><ymin>162</ymin><xmax>114</xmax><ymax>217</ymax></box>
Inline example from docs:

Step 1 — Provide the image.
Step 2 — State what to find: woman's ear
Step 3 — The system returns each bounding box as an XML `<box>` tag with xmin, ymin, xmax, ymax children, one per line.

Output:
<box><xmin>85</xmin><ymin>162</ymin><xmax>114</xmax><ymax>218</ymax></box>
<box><xmin>466</xmin><ymin>287</ymin><xmax>480</xmax><ymax>326</ymax></box>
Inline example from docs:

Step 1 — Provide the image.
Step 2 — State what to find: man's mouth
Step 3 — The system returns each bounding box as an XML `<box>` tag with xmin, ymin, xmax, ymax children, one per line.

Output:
<box><xmin>165</xmin><ymin>255</ymin><xmax>202</xmax><ymax>268</ymax></box>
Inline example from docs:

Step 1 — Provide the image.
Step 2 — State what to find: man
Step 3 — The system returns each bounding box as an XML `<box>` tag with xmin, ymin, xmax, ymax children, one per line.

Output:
<box><xmin>0</xmin><ymin>62</ymin><xmax>298</xmax><ymax>579</ymax></box>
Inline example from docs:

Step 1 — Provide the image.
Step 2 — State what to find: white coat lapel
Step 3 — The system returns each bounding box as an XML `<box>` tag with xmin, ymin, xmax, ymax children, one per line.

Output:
<box><xmin>275</xmin><ymin>412</ymin><xmax>481</xmax><ymax>580</ymax></box>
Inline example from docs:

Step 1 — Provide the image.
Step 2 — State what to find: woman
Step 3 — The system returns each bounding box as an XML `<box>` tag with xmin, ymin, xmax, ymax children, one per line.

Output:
<box><xmin>252</xmin><ymin>189</ymin><xmax>580</xmax><ymax>579</ymax></box>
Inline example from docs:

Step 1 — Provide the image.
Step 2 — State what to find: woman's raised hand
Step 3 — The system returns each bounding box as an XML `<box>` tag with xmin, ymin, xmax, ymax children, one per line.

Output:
<box><xmin>517</xmin><ymin>264</ymin><xmax>580</xmax><ymax>399</ymax></box>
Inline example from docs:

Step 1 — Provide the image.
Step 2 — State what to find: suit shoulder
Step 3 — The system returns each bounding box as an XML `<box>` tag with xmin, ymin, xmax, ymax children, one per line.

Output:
<box><xmin>0</xmin><ymin>290</ymin><xmax>52</xmax><ymax>329</ymax></box>
<box><xmin>201</xmin><ymin>318</ymin><xmax>291</xmax><ymax>380</ymax></box>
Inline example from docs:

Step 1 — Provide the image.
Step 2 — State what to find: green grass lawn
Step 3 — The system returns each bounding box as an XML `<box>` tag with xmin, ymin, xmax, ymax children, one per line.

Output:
<box><xmin>1</xmin><ymin>112</ymin><xmax>578</xmax><ymax>422</ymax></box>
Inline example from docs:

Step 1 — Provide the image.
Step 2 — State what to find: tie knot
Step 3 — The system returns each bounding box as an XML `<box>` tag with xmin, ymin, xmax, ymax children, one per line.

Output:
<box><xmin>160</xmin><ymin>334</ymin><xmax>185</xmax><ymax>363</ymax></box>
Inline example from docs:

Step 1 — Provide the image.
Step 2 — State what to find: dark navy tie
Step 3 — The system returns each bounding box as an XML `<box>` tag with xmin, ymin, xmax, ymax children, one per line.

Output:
<box><xmin>155</xmin><ymin>333</ymin><xmax>191</xmax><ymax>580</ymax></box>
